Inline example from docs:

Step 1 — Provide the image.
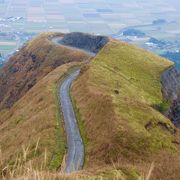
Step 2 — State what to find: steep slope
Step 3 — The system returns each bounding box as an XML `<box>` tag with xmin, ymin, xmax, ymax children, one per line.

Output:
<box><xmin>161</xmin><ymin>67</ymin><xmax>180</xmax><ymax>127</ymax></box>
<box><xmin>0</xmin><ymin>32</ymin><xmax>179</xmax><ymax>179</ymax></box>
<box><xmin>0</xmin><ymin>63</ymin><xmax>81</xmax><ymax>174</ymax></box>
<box><xmin>0</xmin><ymin>32</ymin><xmax>110</xmax><ymax>178</ymax></box>
<box><xmin>72</xmin><ymin>40</ymin><xmax>180</xmax><ymax>179</ymax></box>
<box><xmin>0</xmin><ymin>33</ymin><xmax>89</xmax><ymax>110</ymax></box>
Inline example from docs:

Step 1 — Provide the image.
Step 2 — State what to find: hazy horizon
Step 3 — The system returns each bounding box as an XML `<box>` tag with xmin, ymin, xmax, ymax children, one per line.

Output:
<box><xmin>0</xmin><ymin>0</ymin><xmax>180</xmax><ymax>66</ymax></box>
<box><xmin>0</xmin><ymin>0</ymin><xmax>179</xmax><ymax>34</ymax></box>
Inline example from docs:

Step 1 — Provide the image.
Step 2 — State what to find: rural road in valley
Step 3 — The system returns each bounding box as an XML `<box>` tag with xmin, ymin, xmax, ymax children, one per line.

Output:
<box><xmin>59</xmin><ymin>69</ymin><xmax>84</xmax><ymax>173</ymax></box>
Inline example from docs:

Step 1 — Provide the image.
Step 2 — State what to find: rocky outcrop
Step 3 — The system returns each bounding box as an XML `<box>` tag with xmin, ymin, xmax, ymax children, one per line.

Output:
<box><xmin>161</xmin><ymin>66</ymin><xmax>180</xmax><ymax>101</ymax></box>
<box><xmin>60</xmin><ymin>32</ymin><xmax>109</xmax><ymax>54</ymax></box>
<box><xmin>161</xmin><ymin>66</ymin><xmax>180</xmax><ymax>127</ymax></box>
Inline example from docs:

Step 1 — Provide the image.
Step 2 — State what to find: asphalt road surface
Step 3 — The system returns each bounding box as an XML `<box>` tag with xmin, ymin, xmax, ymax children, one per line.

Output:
<box><xmin>59</xmin><ymin>69</ymin><xmax>84</xmax><ymax>173</ymax></box>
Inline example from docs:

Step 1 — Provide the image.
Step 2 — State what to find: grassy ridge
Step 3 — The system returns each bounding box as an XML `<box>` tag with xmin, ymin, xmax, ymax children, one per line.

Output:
<box><xmin>72</xmin><ymin>40</ymin><xmax>180</xmax><ymax>179</ymax></box>
<box><xmin>0</xmin><ymin>33</ymin><xmax>179</xmax><ymax>179</ymax></box>
<box><xmin>0</xmin><ymin>32</ymin><xmax>90</xmax><ymax>175</ymax></box>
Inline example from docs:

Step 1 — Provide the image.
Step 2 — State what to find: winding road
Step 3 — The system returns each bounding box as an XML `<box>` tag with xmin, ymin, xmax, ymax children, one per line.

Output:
<box><xmin>59</xmin><ymin>69</ymin><xmax>84</xmax><ymax>173</ymax></box>
<box><xmin>54</xmin><ymin>35</ymin><xmax>96</xmax><ymax>173</ymax></box>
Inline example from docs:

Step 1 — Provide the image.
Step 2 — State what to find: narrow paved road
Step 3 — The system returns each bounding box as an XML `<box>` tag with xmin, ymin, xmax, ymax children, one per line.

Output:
<box><xmin>59</xmin><ymin>69</ymin><xmax>84</xmax><ymax>173</ymax></box>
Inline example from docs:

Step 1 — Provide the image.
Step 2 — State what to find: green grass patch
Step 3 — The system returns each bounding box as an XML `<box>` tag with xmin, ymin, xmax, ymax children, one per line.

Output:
<box><xmin>15</xmin><ymin>115</ymin><xmax>25</xmax><ymax>125</ymax></box>
<box><xmin>49</xmin><ymin>84</ymin><xmax>66</xmax><ymax>170</ymax></box>
<box><xmin>72</xmin><ymin>40</ymin><xmax>177</xmax><ymax>162</ymax></box>
<box><xmin>98</xmin><ymin>167</ymin><xmax>140</xmax><ymax>180</ymax></box>
<box><xmin>70</xmin><ymin>95</ymin><xmax>89</xmax><ymax>165</ymax></box>
<box><xmin>49</xmin><ymin>65</ymin><xmax>82</xmax><ymax>170</ymax></box>
<box><xmin>154</xmin><ymin>101</ymin><xmax>171</xmax><ymax>113</ymax></box>
<box><xmin>0</xmin><ymin>45</ymin><xmax>16</xmax><ymax>50</ymax></box>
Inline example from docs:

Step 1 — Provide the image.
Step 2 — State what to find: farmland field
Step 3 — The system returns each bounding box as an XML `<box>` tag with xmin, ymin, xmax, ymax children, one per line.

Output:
<box><xmin>0</xmin><ymin>0</ymin><xmax>179</xmax><ymax>66</ymax></box>
<box><xmin>0</xmin><ymin>0</ymin><xmax>178</xmax><ymax>35</ymax></box>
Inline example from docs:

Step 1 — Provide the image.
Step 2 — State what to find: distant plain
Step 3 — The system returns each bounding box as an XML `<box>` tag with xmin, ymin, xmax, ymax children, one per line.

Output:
<box><xmin>0</xmin><ymin>0</ymin><xmax>180</xmax><ymax>64</ymax></box>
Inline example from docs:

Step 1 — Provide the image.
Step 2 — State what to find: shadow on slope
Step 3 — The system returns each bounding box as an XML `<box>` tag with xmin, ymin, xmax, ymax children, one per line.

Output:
<box><xmin>60</xmin><ymin>32</ymin><xmax>109</xmax><ymax>54</ymax></box>
<box><xmin>0</xmin><ymin>33</ymin><xmax>89</xmax><ymax>110</ymax></box>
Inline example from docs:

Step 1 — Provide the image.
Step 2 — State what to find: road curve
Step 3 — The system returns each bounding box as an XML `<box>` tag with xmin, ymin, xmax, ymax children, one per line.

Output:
<box><xmin>59</xmin><ymin>69</ymin><xmax>84</xmax><ymax>173</ymax></box>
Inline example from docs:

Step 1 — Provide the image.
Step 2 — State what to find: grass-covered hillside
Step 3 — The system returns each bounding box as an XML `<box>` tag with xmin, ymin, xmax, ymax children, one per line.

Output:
<box><xmin>0</xmin><ymin>32</ymin><xmax>90</xmax><ymax>178</ymax></box>
<box><xmin>0</xmin><ymin>33</ymin><xmax>179</xmax><ymax>179</ymax></box>
<box><xmin>0</xmin><ymin>63</ymin><xmax>81</xmax><ymax>176</ymax></box>
<box><xmin>72</xmin><ymin>40</ymin><xmax>180</xmax><ymax>179</ymax></box>
<box><xmin>0</xmin><ymin>33</ymin><xmax>89</xmax><ymax>110</ymax></box>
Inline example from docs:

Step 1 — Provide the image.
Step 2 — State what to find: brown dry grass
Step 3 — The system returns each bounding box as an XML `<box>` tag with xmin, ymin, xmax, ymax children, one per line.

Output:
<box><xmin>0</xmin><ymin>32</ymin><xmax>89</xmax><ymax>110</ymax></box>
<box><xmin>1</xmin><ymin>144</ymin><xmax>155</xmax><ymax>180</ymax></box>
<box><xmin>0</xmin><ymin>63</ymin><xmax>81</xmax><ymax>176</ymax></box>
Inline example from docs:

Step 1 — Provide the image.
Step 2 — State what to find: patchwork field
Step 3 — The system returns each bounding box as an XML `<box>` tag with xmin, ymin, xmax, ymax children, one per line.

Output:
<box><xmin>0</xmin><ymin>0</ymin><xmax>180</xmax><ymax>65</ymax></box>
<box><xmin>0</xmin><ymin>41</ymin><xmax>16</xmax><ymax>54</ymax></box>
<box><xmin>0</xmin><ymin>0</ymin><xmax>179</xmax><ymax>35</ymax></box>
